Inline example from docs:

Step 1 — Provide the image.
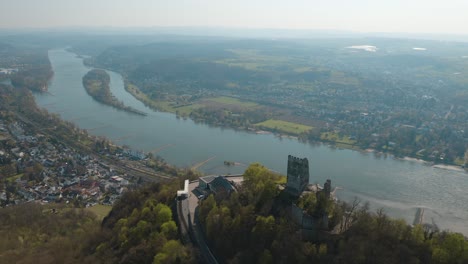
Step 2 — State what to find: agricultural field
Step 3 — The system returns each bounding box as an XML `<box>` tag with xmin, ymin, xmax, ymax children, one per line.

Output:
<box><xmin>255</xmin><ymin>119</ymin><xmax>312</xmax><ymax>135</ymax></box>
<box><xmin>215</xmin><ymin>49</ymin><xmax>291</xmax><ymax>71</ymax></box>
<box><xmin>125</xmin><ymin>83</ymin><xmax>201</xmax><ymax>116</ymax></box>
<box><xmin>6</xmin><ymin>174</ymin><xmax>23</xmax><ymax>183</ymax></box>
<box><xmin>321</xmin><ymin>132</ymin><xmax>356</xmax><ymax>145</ymax></box>
<box><xmin>205</xmin><ymin>96</ymin><xmax>259</xmax><ymax>109</ymax></box>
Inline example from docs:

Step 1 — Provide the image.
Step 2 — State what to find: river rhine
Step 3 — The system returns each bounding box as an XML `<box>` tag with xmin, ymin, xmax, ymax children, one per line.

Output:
<box><xmin>34</xmin><ymin>49</ymin><xmax>468</xmax><ymax>234</ymax></box>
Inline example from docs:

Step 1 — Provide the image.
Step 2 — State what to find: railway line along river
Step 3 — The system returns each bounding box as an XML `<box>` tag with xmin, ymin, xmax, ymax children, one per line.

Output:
<box><xmin>34</xmin><ymin>49</ymin><xmax>468</xmax><ymax>234</ymax></box>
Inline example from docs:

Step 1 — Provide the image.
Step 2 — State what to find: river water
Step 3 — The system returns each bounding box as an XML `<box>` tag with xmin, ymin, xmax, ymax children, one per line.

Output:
<box><xmin>34</xmin><ymin>49</ymin><xmax>468</xmax><ymax>234</ymax></box>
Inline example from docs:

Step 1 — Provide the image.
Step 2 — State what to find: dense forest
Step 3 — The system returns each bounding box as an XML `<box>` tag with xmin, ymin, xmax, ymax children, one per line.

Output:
<box><xmin>0</xmin><ymin>180</ymin><xmax>196</xmax><ymax>264</ymax></box>
<box><xmin>0</xmin><ymin>204</ymin><xmax>100</xmax><ymax>263</ymax></box>
<box><xmin>85</xmin><ymin>180</ymin><xmax>196</xmax><ymax>264</ymax></box>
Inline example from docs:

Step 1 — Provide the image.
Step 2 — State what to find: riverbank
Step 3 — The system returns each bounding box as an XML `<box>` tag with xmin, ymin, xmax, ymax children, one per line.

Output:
<box><xmin>124</xmin><ymin>82</ymin><xmax>163</xmax><ymax>113</ymax></box>
<box><xmin>398</xmin><ymin>156</ymin><xmax>468</xmax><ymax>172</ymax></box>
<box><xmin>83</xmin><ymin>69</ymin><xmax>147</xmax><ymax>116</ymax></box>
<box><xmin>123</xmin><ymin>80</ymin><xmax>467</xmax><ymax>170</ymax></box>
<box><xmin>33</xmin><ymin>48</ymin><xmax>468</xmax><ymax>235</ymax></box>
<box><xmin>432</xmin><ymin>164</ymin><xmax>466</xmax><ymax>172</ymax></box>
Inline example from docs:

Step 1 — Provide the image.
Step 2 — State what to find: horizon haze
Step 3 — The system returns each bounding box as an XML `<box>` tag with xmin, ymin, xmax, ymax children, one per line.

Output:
<box><xmin>1</xmin><ymin>0</ymin><xmax>467</xmax><ymax>36</ymax></box>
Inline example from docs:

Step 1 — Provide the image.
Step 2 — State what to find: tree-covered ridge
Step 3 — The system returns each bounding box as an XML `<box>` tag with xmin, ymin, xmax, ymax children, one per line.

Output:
<box><xmin>1</xmin><ymin>159</ymin><xmax>467</xmax><ymax>263</ymax></box>
<box><xmin>0</xmin><ymin>204</ymin><xmax>101</xmax><ymax>264</ymax></box>
<box><xmin>0</xmin><ymin>43</ymin><xmax>53</xmax><ymax>92</ymax></box>
<box><xmin>199</xmin><ymin>163</ymin><xmax>468</xmax><ymax>264</ymax></box>
<box><xmin>88</xmin><ymin>180</ymin><xmax>196</xmax><ymax>264</ymax></box>
<box><xmin>0</xmin><ymin>180</ymin><xmax>196</xmax><ymax>264</ymax></box>
<box><xmin>82</xmin><ymin>69</ymin><xmax>146</xmax><ymax>116</ymax></box>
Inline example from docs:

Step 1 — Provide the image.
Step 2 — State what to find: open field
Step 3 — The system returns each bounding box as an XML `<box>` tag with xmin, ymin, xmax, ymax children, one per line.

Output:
<box><xmin>329</xmin><ymin>70</ymin><xmax>360</xmax><ymax>86</ymax></box>
<box><xmin>126</xmin><ymin>83</ymin><xmax>159</xmax><ymax>108</ymax></box>
<box><xmin>215</xmin><ymin>49</ymin><xmax>291</xmax><ymax>71</ymax></box>
<box><xmin>173</xmin><ymin>104</ymin><xmax>202</xmax><ymax>116</ymax></box>
<box><xmin>321</xmin><ymin>132</ymin><xmax>356</xmax><ymax>145</ymax></box>
<box><xmin>208</xmin><ymin>96</ymin><xmax>258</xmax><ymax>107</ymax></box>
<box><xmin>454</xmin><ymin>157</ymin><xmax>465</xmax><ymax>166</ymax></box>
<box><xmin>125</xmin><ymin>83</ymin><xmax>201</xmax><ymax>116</ymax></box>
<box><xmin>335</xmin><ymin>143</ymin><xmax>361</xmax><ymax>150</ymax></box>
<box><xmin>6</xmin><ymin>174</ymin><xmax>23</xmax><ymax>183</ymax></box>
<box><xmin>85</xmin><ymin>204</ymin><xmax>112</xmax><ymax>221</ymax></box>
<box><xmin>126</xmin><ymin>84</ymin><xmax>258</xmax><ymax>116</ymax></box>
<box><xmin>205</xmin><ymin>96</ymin><xmax>259</xmax><ymax>109</ymax></box>
<box><xmin>255</xmin><ymin>119</ymin><xmax>312</xmax><ymax>135</ymax></box>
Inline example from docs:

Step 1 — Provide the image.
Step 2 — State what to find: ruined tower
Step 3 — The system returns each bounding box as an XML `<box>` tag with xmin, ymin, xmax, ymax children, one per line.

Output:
<box><xmin>286</xmin><ymin>155</ymin><xmax>309</xmax><ymax>197</ymax></box>
<box><xmin>324</xmin><ymin>179</ymin><xmax>332</xmax><ymax>198</ymax></box>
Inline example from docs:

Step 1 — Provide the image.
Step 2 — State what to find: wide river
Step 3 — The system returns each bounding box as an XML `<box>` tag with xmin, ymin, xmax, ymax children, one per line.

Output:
<box><xmin>34</xmin><ymin>49</ymin><xmax>468</xmax><ymax>234</ymax></box>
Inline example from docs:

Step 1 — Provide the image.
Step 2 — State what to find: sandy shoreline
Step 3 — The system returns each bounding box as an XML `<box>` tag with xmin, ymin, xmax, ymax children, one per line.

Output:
<box><xmin>432</xmin><ymin>164</ymin><xmax>466</xmax><ymax>172</ymax></box>
<box><xmin>402</xmin><ymin>157</ymin><xmax>428</xmax><ymax>164</ymax></box>
<box><xmin>402</xmin><ymin>157</ymin><xmax>466</xmax><ymax>172</ymax></box>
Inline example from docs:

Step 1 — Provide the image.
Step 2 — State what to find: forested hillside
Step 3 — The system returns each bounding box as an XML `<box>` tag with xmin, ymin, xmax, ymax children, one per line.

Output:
<box><xmin>0</xmin><ymin>42</ymin><xmax>53</xmax><ymax>92</ymax></box>
<box><xmin>198</xmin><ymin>163</ymin><xmax>468</xmax><ymax>264</ymax></box>
<box><xmin>0</xmin><ymin>180</ymin><xmax>196</xmax><ymax>264</ymax></box>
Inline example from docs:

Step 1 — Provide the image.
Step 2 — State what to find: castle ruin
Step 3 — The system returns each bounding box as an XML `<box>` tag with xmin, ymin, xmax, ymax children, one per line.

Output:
<box><xmin>286</xmin><ymin>155</ymin><xmax>309</xmax><ymax>197</ymax></box>
<box><xmin>324</xmin><ymin>179</ymin><xmax>331</xmax><ymax>198</ymax></box>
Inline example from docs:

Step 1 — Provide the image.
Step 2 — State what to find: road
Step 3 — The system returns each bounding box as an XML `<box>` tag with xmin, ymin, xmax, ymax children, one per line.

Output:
<box><xmin>178</xmin><ymin>176</ymin><xmax>243</xmax><ymax>264</ymax></box>
<box><xmin>445</xmin><ymin>104</ymin><xmax>454</xmax><ymax>120</ymax></box>
<box><xmin>178</xmin><ymin>180</ymin><xmax>217</xmax><ymax>264</ymax></box>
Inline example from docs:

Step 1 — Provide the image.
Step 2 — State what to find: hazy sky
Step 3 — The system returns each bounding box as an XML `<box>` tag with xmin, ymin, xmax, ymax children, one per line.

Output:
<box><xmin>1</xmin><ymin>0</ymin><xmax>467</xmax><ymax>34</ymax></box>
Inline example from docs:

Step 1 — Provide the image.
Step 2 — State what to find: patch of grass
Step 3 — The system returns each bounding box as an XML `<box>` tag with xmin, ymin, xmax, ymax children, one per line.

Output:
<box><xmin>216</xmin><ymin>49</ymin><xmax>291</xmax><ymax>71</ymax></box>
<box><xmin>321</xmin><ymin>132</ymin><xmax>357</xmax><ymax>145</ymax></box>
<box><xmin>255</xmin><ymin>119</ymin><xmax>312</xmax><ymax>135</ymax></box>
<box><xmin>126</xmin><ymin>83</ymin><xmax>201</xmax><ymax>116</ymax></box>
<box><xmin>80</xmin><ymin>138</ymin><xmax>94</xmax><ymax>146</ymax></box>
<box><xmin>207</xmin><ymin>96</ymin><xmax>259</xmax><ymax>108</ymax></box>
<box><xmin>335</xmin><ymin>143</ymin><xmax>361</xmax><ymax>150</ymax></box>
<box><xmin>0</xmin><ymin>132</ymin><xmax>9</xmax><ymax>141</ymax></box>
<box><xmin>126</xmin><ymin>84</ymin><xmax>262</xmax><ymax>118</ymax></box>
<box><xmin>216</xmin><ymin>61</ymin><xmax>263</xmax><ymax>71</ymax></box>
<box><xmin>174</xmin><ymin>104</ymin><xmax>202</xmax><ymax>116</ymax></box>
<box><xmin>329</xmin><ymin>70</ymin><xmax>360</xmax><ymax>86</ymax></box>
<box><xmin>415</xmin><ymin>135</ymin><xmax>423</xmax><ymax>143</ymax></box>
<box><xmin>454</xmin><ymin>157</ymin><xmax>465</xmax><ymax>166</ymax></box>
<box><xmin>156</xmin><ymin>101</ymin><xmax>176</xmax><ymax>113</ymax></box>
<box><xmin>6</xmin><ymin>174</ymin><xmax>23</xmax><ymax>183</ymax></box>
<box><xmin>85</xmin><ymin>204</ymin><xmax>112</xmax><ymax>221</ymax></box>
<box><xmin>126</xmin><ymin>83</ymin><xmax>156</xmax><ymax>107</ymax></box>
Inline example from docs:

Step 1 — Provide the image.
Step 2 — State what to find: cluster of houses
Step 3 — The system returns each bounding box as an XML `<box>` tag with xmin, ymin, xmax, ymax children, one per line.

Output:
<box><xmin>0</xmin><ymin>120</ymin><xmax>136</xmax><ymax>207</ymax></box>
<box><xmin>0</xmin><ymin>68</ymin><xmax>18</xmax><ymax>75</ymax></box>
